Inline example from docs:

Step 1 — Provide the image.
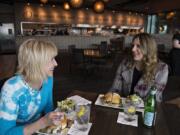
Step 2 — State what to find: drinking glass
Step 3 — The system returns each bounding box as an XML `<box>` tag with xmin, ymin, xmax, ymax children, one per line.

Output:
<box><xmin>123</xmin><ymin>100</ymin><xmax>136</xmax><ymax>121</ymax></box>
<box><xmin>75</xmin><ymin>104</ymin><xmax>91</xmax><ymax>131</ymax></box>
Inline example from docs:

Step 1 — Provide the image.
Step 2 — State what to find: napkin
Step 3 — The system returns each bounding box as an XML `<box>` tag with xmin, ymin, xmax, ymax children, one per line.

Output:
<box><xmin>68</xmin><ymin>95</ymin><xmax>92</xmax><ymax>105</ymax></box>
<box><xmin>68</xmin><ymin>123</ymin><xmax>92</xmax><ymax>135</ymax></box>
<box><xmin>117</xmin><ymin>112</ymin><xmax>138</xmax><ymax>127</ymax></box>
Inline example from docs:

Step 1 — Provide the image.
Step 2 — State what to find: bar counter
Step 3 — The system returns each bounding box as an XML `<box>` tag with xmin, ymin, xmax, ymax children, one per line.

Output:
<box><xmin>15</xmin><ymin>35</ymin><xmax>113</xmax><ymax>49</ymax></box>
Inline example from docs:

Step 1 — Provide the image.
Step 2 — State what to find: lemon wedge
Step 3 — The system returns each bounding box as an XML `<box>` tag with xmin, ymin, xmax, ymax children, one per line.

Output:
<box><xmin>127</xmin><ymin>106</ymin><xmax>136</xmax><ymax>113</ymax></box>
<box><xmin>77</xmin><ymin>106</ymin><xmax>86</xmax><ymax>117</ymax></box>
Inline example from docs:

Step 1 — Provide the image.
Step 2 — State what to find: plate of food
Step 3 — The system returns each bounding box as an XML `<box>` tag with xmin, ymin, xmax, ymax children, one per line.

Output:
<box><xmin>95</xmin><ymin>92</ymin><xmax>123</xmax><ymax>109</ymax></box>
<box><xmin>126</xmin><ymin>94</ymin><xmax>144</xmax><ymax>108</ymax></box>
<box><xmin>57</xmin><ymin>99</ymin><xmax>76</xmax><ymax>113</ymax></box>
<box><xmin>95</xmin><ymin>93</ymin><xmax>144</xmax><ymax>109</ymax></box>
<box><xmin>36</xmin><ymin>115</ymin><xmax>73</xmax><ymax>135</ymax></box>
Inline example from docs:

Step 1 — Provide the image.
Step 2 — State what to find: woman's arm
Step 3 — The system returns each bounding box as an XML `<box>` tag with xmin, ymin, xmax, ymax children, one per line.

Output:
<box><xmin>110</xmin><ymin>62</ymin><xmax>124</xmax><ymax>93</ymax></box>
<box><xmin>0</xmin><ymin>118</ymin><xmax>46</xmax><ymax>135</ymax></box>
<box><xmin>0</xmin><ymin>82</ymin><xmax>24</xmax><ymax>135</ymax></box>
<box><xmin>0</xmin><ymin>91</ymin><xmax>62</xmax><ymax>135</ymax></box>
<box><xmin>23</xmin><ymin>111</ymin><xmax>63</xmax><ymax>135</ymax></box>
<box><xmin>155</xmin><ymin>63</ymin><xmax>169</xmax><ymax>102</ymax></box>
<box><xmin>0</xmin><ymin>77</ymin><xmax>61</xmax><ymax>135</ymax></box>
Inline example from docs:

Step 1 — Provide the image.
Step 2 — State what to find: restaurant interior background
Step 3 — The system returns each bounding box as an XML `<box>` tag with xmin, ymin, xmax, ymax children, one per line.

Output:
<box><xmin>0</xmin><ymin>2</ymin><xmax>180</xmax><ymax>135</ymax></box>
<box><xmin>0</xmin><ymin>0</ymin><xmax>179</xmax><ymax>75</ymax></box>
<box><xmin>0</xmin><ymin>0</ymin><xmax>179</xmax><ymax>51</ymax></box>
<box><xmin>0</xmin><ymin>0</ymin><xmax>179</xmax><ymax>83</ymax></box>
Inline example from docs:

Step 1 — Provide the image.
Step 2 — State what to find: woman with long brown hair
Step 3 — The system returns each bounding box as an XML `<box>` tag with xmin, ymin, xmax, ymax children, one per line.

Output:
<box><xmin>109</xmin><ymin>33</ymin><xmax>168</xmax><ymax>102</ymax></box>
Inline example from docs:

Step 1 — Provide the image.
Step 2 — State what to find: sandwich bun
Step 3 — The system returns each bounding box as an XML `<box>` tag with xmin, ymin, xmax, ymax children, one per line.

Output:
<box><xmin>60</xmin><ymin>115</ymin><xmax>67</xmax><ymax>130</ymax></box>
<box><xmin>103</xmin><ymin>92</ymin><xmax>121</xmax><ymax>105</ymax></box>
<box><xmin>103</xmin><ymin>92</ymin><xmax>113</xmax><ymax>103</ymax></box>
<box><xmin>112</xmin><ymin>93</ymin><xmax>121</xmax><ymax>104</ymax></box>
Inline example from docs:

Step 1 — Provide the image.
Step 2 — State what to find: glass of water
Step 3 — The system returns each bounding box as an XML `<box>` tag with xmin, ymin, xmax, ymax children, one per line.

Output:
<box><xmin>75</xmin><ymin>104</ymin><xmax>91</xmax><ymax>131</ymax></box>
<box><xmin>123</xmin><ymin>100</ymin><xmax>136</xmax><ymax>121</ymax></box>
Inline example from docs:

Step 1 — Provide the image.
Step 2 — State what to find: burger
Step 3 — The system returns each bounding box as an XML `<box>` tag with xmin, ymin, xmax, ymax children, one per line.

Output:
<box><xmin>103</xmin><ymin>92</ymin><xmax>113</xmax><ymax>103</ymax></box>
<box><xmin>111</xmin><ymin>93</ymin><xmax>121</xmax><ymax>104</ymax></box>
<box><xmin>103</xmin><ymin>92</ymin><xmax>121</xmax><ymax>105</ymax></box>
<box><xmin>60</xmin><ymin>115</ymin><xmax>67</xmax><ymax>130</ymax></box>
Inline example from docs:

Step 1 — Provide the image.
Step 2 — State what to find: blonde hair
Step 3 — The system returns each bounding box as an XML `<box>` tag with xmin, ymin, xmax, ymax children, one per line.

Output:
<box><xmin>17</xmin><ymin>39</ymin><xmax>58</xmax><ymax>84</ymax></box>
<box><xmin>132</xmin><ymin>33</ymin><xmax>158</xmax><ymax>83</ymax></box>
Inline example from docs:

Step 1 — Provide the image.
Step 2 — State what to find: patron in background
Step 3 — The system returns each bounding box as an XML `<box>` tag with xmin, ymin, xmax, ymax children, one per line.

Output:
<box><xmin>169</xmin><ymin>30</ymin><xmax>180</xmax><ymax>76</ymax></box>
<box><xmin>0</xmin><ymin>39</ymin><xmax>62</xmax><ymax>135</ymax></box>
<box><xmin>108</xmin><ymin>33</ymin><xmax>168</xmax><ymax>102</ymax></box>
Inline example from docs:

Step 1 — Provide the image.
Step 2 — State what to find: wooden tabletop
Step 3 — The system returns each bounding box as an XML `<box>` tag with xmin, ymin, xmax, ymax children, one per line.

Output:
<box><xmin>68</xmin><ymin>90</ymin><xmax>170</xmax><ymax>135</ymax></box>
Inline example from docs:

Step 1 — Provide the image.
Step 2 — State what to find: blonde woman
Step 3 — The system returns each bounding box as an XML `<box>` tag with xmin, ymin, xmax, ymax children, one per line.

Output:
<box><xmin>110</xmin><ymin>33</ymin><xmax>168</xmax><ymax>102</ymax></box>
<box><xmin>0</xmin><ymin>39</ymin><xmax>63</xmax><ymax>135</ymax></box>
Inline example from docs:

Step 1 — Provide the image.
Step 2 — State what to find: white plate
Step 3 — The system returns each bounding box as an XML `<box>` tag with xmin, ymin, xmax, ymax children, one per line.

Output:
<box><xmin>36</xmin><ymin>131</ymin><xmax>55</xmax><ymax>135</ymax></box>
<box><xmin>95</xmin><ymin>94</ymin><xmax>144</xmax><ymax>111</ymax></box>
<box><xmin>36</xmin><ymin>128</ymin><xmax>69</xmax><ymax>135</ymax></box>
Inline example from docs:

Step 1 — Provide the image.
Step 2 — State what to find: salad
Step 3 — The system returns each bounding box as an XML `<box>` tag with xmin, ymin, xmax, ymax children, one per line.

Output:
<box><xmin>128</xmin><ymin>94</ymin><xmax>142</xmax><ymax>105</ymax></box>
<box><xmin>57</xmin><ymin>99</ymin><xmax>75</xmax><ymax>112</ymax></box>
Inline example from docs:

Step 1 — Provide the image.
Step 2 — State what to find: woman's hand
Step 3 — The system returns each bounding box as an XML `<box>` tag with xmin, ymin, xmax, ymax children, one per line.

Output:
<box><xmin>24</xmin><ymin>111</ymin><xmax>64</xmax><ymax>135</ymax></box>
<box><xmin>42</xmin><ymin>111</ymin><xmax>64</xmax><ymax>127</ymax></box>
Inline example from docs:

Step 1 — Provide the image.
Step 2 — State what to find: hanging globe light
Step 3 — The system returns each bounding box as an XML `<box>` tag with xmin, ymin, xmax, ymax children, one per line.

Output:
<box><xmin>63</xmin><ymin>2</ymin><xmax>70</xmax><ymax>10</ymax></box>
<box><xmin>70</xmin><ymin>0</ymin><xmax>83</xmax><ymax>8</ymax></box>
<box><xmin>94</xmin><ymin>1</ymin><xmax>105</xmax><ymax>13</ymax></box>
<box><xmin>166</xmin><ymin>12</ymin><xmax>175</xmax><ymax>19</ymax></box>
<box><xmin>40</xmin><ymin>0</ymin><xmax>48</xmax><ymax>4</ymax></box>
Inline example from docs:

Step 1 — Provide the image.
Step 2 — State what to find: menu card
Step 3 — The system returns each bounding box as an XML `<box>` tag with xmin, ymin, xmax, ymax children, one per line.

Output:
<box><xmin>117</xmin><ymin>112</ymin><xmax>138</xmax><ymax>127</ymax></box>
<box><xmin>68</xmin><ymin>123</ymin><xmax>92</xmax><ymax>135</ymax></box>
<box><xmin>68</xmin><ymin>95</ymin><xmax>92</xmax><ymax>105</ymax></box>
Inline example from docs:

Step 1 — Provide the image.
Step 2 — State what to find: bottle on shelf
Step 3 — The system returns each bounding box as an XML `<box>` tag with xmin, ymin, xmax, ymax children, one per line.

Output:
<box><xmin>143</xmin><ymin>86</ymin><xmax>157</xmax><ymax>128</ymax></box>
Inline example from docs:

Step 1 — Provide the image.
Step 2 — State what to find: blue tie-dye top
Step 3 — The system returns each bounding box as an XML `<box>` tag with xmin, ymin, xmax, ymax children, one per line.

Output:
<box><xmin>0</xmin><ymin>75</ymin><xmax>54</xmax><ymax>135</ymax></box>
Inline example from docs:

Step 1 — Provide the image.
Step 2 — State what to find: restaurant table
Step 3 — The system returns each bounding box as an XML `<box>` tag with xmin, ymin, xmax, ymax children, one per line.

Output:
<box><xmin>83</xmin><ymin>49</ymin><xmax>107</xmax><ymax>64</ymax></box>
<box><xmin>83</xmin><ymin>49</ymin><xmax>103</xmax><ymax>58</ymax></box>
<box><xmin>68</xmin><ymin>90</ymin><xmax>170</xmax><ymax>135</ymax></box>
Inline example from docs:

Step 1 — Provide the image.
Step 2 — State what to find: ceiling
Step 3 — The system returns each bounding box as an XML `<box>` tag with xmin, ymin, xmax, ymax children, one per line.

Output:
<box><xmin>0</xmin><ymin>0</ymin><xmax>180</xmax><ymax>14</ymax></box>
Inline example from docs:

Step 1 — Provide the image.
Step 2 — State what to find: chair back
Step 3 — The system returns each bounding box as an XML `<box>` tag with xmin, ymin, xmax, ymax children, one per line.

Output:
<box><xmin>99</xmin><ymin>41</ymin><xmax>108</xmax><ymax>54</ymax></box>
<box><xmin>157</xmin><ymin>44</ymin><xmax>165</xmax><ymax>52</ymax></box>
<box><xmin>68</xmin><ymin>45</ymin><xmax>76</xmax><ymax>53</ymax></box>
<box><xmin>72</xmin><ymin>49</ymin><xmax>84</xmax><ymax>64</ymax></box>
<box><xmin>110</xmin><ymin>37</ymin><xmax>124</xmax><ymax>51</ymax></box>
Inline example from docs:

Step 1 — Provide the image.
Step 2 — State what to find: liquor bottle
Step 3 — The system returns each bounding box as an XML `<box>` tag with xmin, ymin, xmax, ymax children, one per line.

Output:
<box><xmin>143</xmin><ymin>86</ymin><xmax>157</xmax><ymax>128</ymax></box>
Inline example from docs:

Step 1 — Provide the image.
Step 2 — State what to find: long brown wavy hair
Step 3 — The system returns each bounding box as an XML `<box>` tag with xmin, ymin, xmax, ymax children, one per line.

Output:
<box><xmin>132</xmin><ymin>33</ymin><xmax>158</xmax><ymax>83</ymax></box>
